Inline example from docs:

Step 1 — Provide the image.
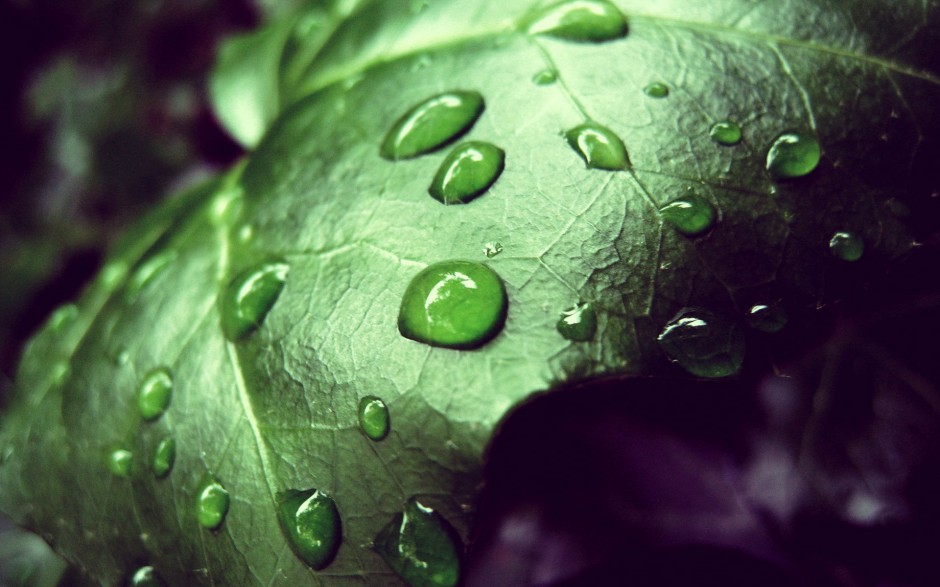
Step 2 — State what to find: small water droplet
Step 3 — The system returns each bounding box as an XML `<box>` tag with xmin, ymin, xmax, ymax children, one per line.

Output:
<box><xmin>126</xmin><ymin>251</ymin><xmax>177</xmax><ymax>303</ymax></box>
<box><xmin>197</xmin><ymin>477</ymin><xmax>230</xmax><ymax>530</ymax></box>
<box><xmin>277</xmin><ymin>488</ymin><xmax>342</xmax><ymax>570</ymax></box>
<box><xmin>381</xmin><ymin>91</ymin><xmax>484</xmax><ymax>160</ymax></box>
<box><xmin>766</xmin><ymin>130</ymin><xmax>821</xmax><ymax>179</ymax></box>
<box><xmin>398</xmin><ymin>260</ymin><xmax>508</xmax><ymax>350</ymax></box>
<box><xmin>829</xmin><ymin>230</ymin><xmax>864</xmax><ymax>261</ymax></box>
<box><xmin>237</xmin><ymin>224</ymin><xmax>254</xmax><ymax>243</ymax></box>
<box><xmin>709</xmin><ymin>120</ymin><xmax>742</xmax><ymax>146</ymax></box>
<box><xmin>564</xmin><ymin>122</ymin><xmax>629</xmax><ymax>170</ymax></box>
<box><xmin>532</xmin><ymin>69</ymin><xmax>558</xmax><ymax>85</ymax></box>
<box><xmin>358</xmin><ymin>396</ymin><xmax>390</xmax><ymax>441</ymax></box>
<box><xmin>152</xmin><ymin>437</ymin><xmax>176</xmax><ymax>479</ymax></box>
<box><xmin>483</xmin><ymin>242</ymin><xmax>503</xmax><ymax>258</ymax></box>
<box><xmin>526</xmin><ymin>0</ymin><xmax>628</xmax><ymax>43</ymax></box>
<box><xmin>138</xmin><ymin>367</ymin><xmax>173</xmax><ymax>421</ymax></box>
<box><xmin>428</xmin><ymin>142</ymin><xmax>505</xmax><ymax>205</ymax></box>
<box><xmin>374</xmin><ymin>498</ymin><xmax>462</xmax><ymax>587</ymax></box>
<box><xmin>220</xmin><ymin>260</ymin><xmax>289</xmax><ymax>341</ymax></box>
<box><xmin>747</xmin><ymin>303</ymin><xmax>788</xmax><ymax>333</ymax></box>
<box><xmin>99</xmin><ymin>261</ymin><xmax>129</xmax><ymax>289</ymax></box>
<box><xmin>657</xmin><ymin>307</ymin><xmax>745</xmax><ymax>378</ymax></box>
<box><xmin>556</xmin><ymin>302</ymin><xmax>597</xmax><ymax>341</ymax></box>
<box><xmin>643</xmin><ymin>82</ymin><xmax>669</xmax><ymax>98</ymax></box>
<box><xmin>130</xmin><ymin>566</ymin><xmax>166</xmax><ymax>587</ymax></box>
<box><xmin>659</xmin><ymin>194</ymin><xmax>717</xmax><ymax>237</ymax></box>
<box><xmin>209</xmin><ymin>186</ymin><xmax>243</xmax><ymax>227</ymax></box>
<box><xmin>108</xmin><ymin>449</ymin><xmax>133</xmax><ymax>478</ymax></box>
<box><xmin>50</xmin><ymin>361</ymin><xmax>70</xmax><ymax>388</ymax></box>
<box><xmin>47</xmin><ymin>304</ymin><xmax>78</xmax><ymax>333</ymax></box>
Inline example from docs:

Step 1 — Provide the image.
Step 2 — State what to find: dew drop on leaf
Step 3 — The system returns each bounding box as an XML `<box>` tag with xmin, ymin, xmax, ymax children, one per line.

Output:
<box><xmin>46</xmin><ymin>303</ymin><xmax>78</xmax><ymax>334</ymax></box>
<box><xmin>766</xmin><ymin>130</ymin><xmax>821</xmax><ymax>179</ymax></box>
<box><xmin>151</xmin><ymin>437</ymin><xmax>176</xmax><ymax>479</ymax></box>
<box><xmin>138</xmin><ymin>367</ymin><xmax>173</xmax><ymax>421</ymax></box>
<box><xmin>276</xmin><ymin>489</ymin><xmax>342</xmax><ymax>570</ymax></box>
<box><xmin>219</xmin><ymin>260</ymin><xmax>289</xmax><ymax>342</ymax></box>
<box><xmin>564</xmin><ymin>122</ymin><xmax>630</xmax><ymax>170</ymax></box>
<box><xmin>380</xmin><ymin>91</ymin><xmax>484</xmax><ymax>160</ymax></box>
<box><xmin>196</xmin><ymin>477</ymin><xmax>230</xmax><ymax>530</ymax></box>
<box><xmin>108</xmin><ymin>449</ymin><xmax>133</xmax><ymax>478</ymax></box>
<box><xmin>643</xmin><ymin>82</ymin><xmax>669</xmax><ymax>98</ymax></box>
<box><xmin>373</xmin><ymin>498</ymin><xmax>462</xmax><ymax>587</ymax></box>
<box><xmin>556</xmin><ymin>302</ymin><xmax>597</xmax><ymax>341</ymax></box>
<box><xmin>709</xmin><ymin>120</ymin><xmax>742</xmax><ymax>146</ymax></box>
<box><xmin>829</xmin><ymin>230</ymin><xmax>864</xmax><ymax>261</ymax></box>
<box><xmin>125</xmin><ymin>251</ymin><xmax>177</xmax><ymax>303</ymax></box>
<box><xmin>659</xmin><ymin>194</ymin><xmax>717</xmax><ymax>236</ymax></box>
<box><xmin>50</xmin><ymin>361</ymin><xmax>70</xmax><ymax>388</ymax></box>
<box><xmin>746</xmin><ymin>302</ymin><xmax>788</xmax><ymax>333</ymax></box>
<box><xmin>398</xmin><ymin>260</ymin><xmax>508</xmax><ymax>350</ymax></box>
<box><xmin>358</xmin><ymin>396</ymin><xmax>390</xmax><ymax>441</ymax></box>
<box><xmin>656</xmin><ymin>307</ymin><xmax>745</xmax><ymax>378</ymax></box>
<box><xmin>428</xmin><ymin>141</ymin><xmax>505</xmax><ymax>205</ymax></box>
<box><xmin>532</xmin><ymin>69</ymin><xmax>558</xmax><ymax>85</ymax></box>
<box><xmin>483</xmin><ymin>241</ymin><xmax>503</xmax><ymax>258</ymax></box>
<box><xmin>130</xmin><ymin>565</ymin><xmax>166</xmax><ymax>587</ymax></box>
<box><xmin>525</xmin><ymin>0</ymin><xmax>628</xmax><ymax>43</ymax></box>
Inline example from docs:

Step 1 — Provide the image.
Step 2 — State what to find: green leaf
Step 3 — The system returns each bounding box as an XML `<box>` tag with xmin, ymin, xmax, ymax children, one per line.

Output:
<box><xmin>3</xmin><ymin>0</ymin><xmax>940</xmax><ymax>585</ymax></box>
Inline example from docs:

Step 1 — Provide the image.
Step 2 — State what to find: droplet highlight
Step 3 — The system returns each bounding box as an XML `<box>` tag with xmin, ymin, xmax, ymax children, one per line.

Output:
<box><xmin>138</xmin><ymin>367</ymin><xmax>173</xmax><ymax>421</ymax></box>
<box><xmin>533</xmin><ymin>69</ymin><xmax>558</xmax><ymax>85</ymax></box>
<box><xmin>381</xmin><ymin>91</ymin><xmax>484</xmax><ymax>160</ymax></box>
<box><xmin>152</xmin><ymin>437</ymin><xmax>176</xmax><ymax>479</ymax></box>
<box><xmin>130</xmin><ymin>566</ymin><xmax>166</xmax><ymax>587</ymax></box>
<box><xmin>374</xmin><ymin>498</ymin><xmax>462</xmax><ymax>587</ymax></box>
<box><xmin>657</xmin><ymin>307</ymin><xmax>745</xmax><ymax>378</ymax></box>
<box><xmin>197</xmin><ymin>477</ymin><xmax>230</xmax><ymax>530</ymax></box>
<box><xmin>398</xmin><ymin>260</ymin><xmax>508</xmax><ymax>350</ymax></box>
<box><xmin>483</xmin><ymin>242</ymin><xmax>503</xmax><ymax>258</ymax></box>
<box><xmin>643</xmin><ymin>82</ymin><xmax>669</xmax><ymax>98</ymax></box>
<box><xmin>358</xmin><ymin>396</ymin><xmax>390</xmax><ymax>441</ymax></box>
<box><xmin>277</xmin><ymin>489</ymin><xmax>342</xmax><ymax>570</ymax></box>
<box><xmin>829</xmin><ymin>231</ymin><xmax>864</xmax><ymax>261</ymax></box>
<box><xmin>565</xmin><ymin>122</ymin><xmax>629</xmax><ymax>171</ymax></box>
<box><xmin>428</xmin><ymin>142</ymin><xmax>505</xmax><ymax>205</ymax></box>
<box><xmin>220</xmin><ymin>260</ymin><xmax>289</xmax><ymax>342</ymax></box>
<box><xmin>108</xmin><ymin>449</ymin><xmax>133</xmax><ymax>477</ymax></box>
<box><xmin>747</xmin><ymin>303</ymin><xmax>788</xmax><ymax>333</ymax></box>
<box><xmin>47</xmin><ymin>304</ymin><xmax>78</xmax><ymax>334</ymax></box>
<box><xmin>709</xmin><ymin>121</ymin><xmax>742</xmax><ymax>146</ymax></box>
<box><xmin>766</xmin><ymin>130</ymin><xmax>821</xmax><ymax>179</ymax></box>
<box><xmin>526</xmin><ymin>0</ymin><xmax>628</xmax><ymax>43</ymax></box>
<box><xmin>556</xmin><ymin>302</ymin><xmax>597</xmax><ymax>342</ymax></box>
<box><xmin>659</xmin><ymin>194</ymin><xmax>717</xmax><ymax>237</ymax></box>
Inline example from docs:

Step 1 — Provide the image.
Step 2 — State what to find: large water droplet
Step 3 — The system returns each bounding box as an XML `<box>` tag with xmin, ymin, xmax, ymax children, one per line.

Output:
<box><xmin>526</xmin><ymin>0</ymin><xmax>628</xmax><ymax>43</ymax></box>
<box><xmin>138</xmin><ymin>367</ymin><xmax>173</xmax><ymax>421</ymax></box>
<box><xmin>220</xmin><ymin>260</ymin><xmax>289</xmax><ymax>342</ymax></box>
<box><xmin>374</xmin><ymin>498</ymin><xmax>462</xmax><ymax>587</ymax></box>
<box><xmin>643</xmin><ymin>82</ymin><xmax>669</xmax><ymax>98</ymax></box>
<box><xmin>766</xmin><ymin>130</ymin><xmax>821</xmax><ymax>179</ymax></box>
<box><xmin>108</xmin><ymin>449</ymin><xmax>133</xmax><ymax>477</ymax></box>
<box><xmin>709</xmin><ymin>120</ymin><xmax>742</xmax><ymax>146</ymax></box>
<box><xmin>357</xmin><ymin>396</ymin><xmax>390</xmax><ymax>441</ymax></box>
<box><xmin>829</xmin><ymin>230</ymin><xmax>864</xmax><ymax>261</ymax></box>
<box><xmin>398</xmin><ymin>260</ymin><xmax>508</xmax><ymax>350</ymax></box>
<box><xmin>277</xmin><ymin>489</ymin><xmax>342</xmax><ymax>570</ymax></box>
<box><xmin>532</xmin><ymin>69</ymin><xmax>558</xmax><ymax>85</ymax></box>
<box><xmin>747</xmin><ymin>303</ymin><xmax>788</xmax><ymax>333</ymax></box>
<box><xmin>659</xmin><ymin>194</ymin><xmax>717</xmax><ymax>237</ymax></box>
<box><xmin>381</xmin><ymin>91</ymin><xmax>484</xmax><ymax>160</ymax></box>
<box><xmin>657</xmin><ymin>307</ymin><xmax>745</xmax><ymax>378</ymax></box>
<box><xmin>197</xmin><ymin>477</ymin><xmax>230</xmax><ymax>530</ymax></box>
<box><xmin>428</xmin><ymin>142</ymin><xmax>505</xmax><ymax>205</ymax></box>
<box><xmin>130</xmin><ymin>566</ymin><xmax>166</xmax><ymax>587</ymax></box>
<box><xmin>152</xmin><ymin>437</ymin><xmax>176</xmax><ymax>479</ymax></box>
<box><xmin>565</xmin><ymin>122</ymin><xmax>629</xmax><ymax>171</ymax></box>
<box><xmin>557</xmin><ymin>302</ymin><xmax>597</xmax><ymax>341</ymax></box>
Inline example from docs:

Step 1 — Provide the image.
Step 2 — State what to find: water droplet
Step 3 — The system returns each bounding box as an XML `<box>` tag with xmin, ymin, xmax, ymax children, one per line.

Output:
<box><xmin>108</xmin><ymin>449</ymin><xmax>133</xmax><ymax>478</ymax></box>
<box><xmin>197</xmin><ymin>477</ymin><xmax>230</xmax><ymax>530</ymax></box>
<box><xmin>565</xmin><ymin>122</ymin><xmax>629</xmax><ymax>171</ymax></box>
<box><xmin>829</xmin><ymin>231</ymin><xmax>864</xmax><ymax>261</ymax></box>
<box><xmin>47</xmin><ymin>304</ymin><xmax>78</xmax><ymax>333</ymax></box>
<box><xmin>277</xmin><ymin>488</ymin><xmax>342</xmax><ymax>570</ymax></box>
<box><xmin>209</xmin><ymin>186</ymin><xmax>243</xmax><ymax>227</ymax></box>
<box><xmin>50</xmin><ymin>361</ymin><xmax>70</xmax><ymax>388</ymax></box>
<box><xmin>532</xmin><ymin>69</ymin><xmax>558</xmax><ymax>85</ymax></box>
<box><xmin>428</xmin><ymin>142</ymin><xmax>505</xmax><ymax>205</ymax></box>
<box><xmin>138</xmin><ymin>367</ymin><xmax>173</xmax><ymax>421</ymax></box>
<box><xmin>526</xmin><ymin>0</ymin><xmax>628</xmax><ymax>43</ymax></box>
<box><xmin>483</xmin><ymin>242</ymin><xmax>503</xmax><ymax>258</ymax></box>
<box><xmin>643</xmin><ymin>82</ymin><xmax>669</xmax><ymax>98</ymax></box>
<box><xmin>131</xmin><ymin>566</ymin><xmax>166</xmax><ymax>587</ymax></box>
<box><xmin>657</xmin><ymin>307</ymin><xmax>745</xmax><ymax>378</ymax></box>
<box><xmin>556</xmin><ymin>302</ymin><xmax>597</xmax><ymax>341</ymax></box>
<box><xmin>747</xmin><ymin>303</ymin><xmax>788</xmax><ymax>333</ymax></box>
<box><xmin>237</xmin><ymin>224</ymin><xmax>254</xmax><ymax>243</ymax></box>
<box><xmin>99</xmin><ymin>261</ymin><xmax>129</xmax><ymax>289</ymax></box>
<box><xmin>152</xmin><ymin>437</ymin><xmax>176</xmax><ymax>479</ymax></box>
<box><xmin>380</xmin><ymin>91</ymin><xmax>484</xmax><ymax>160</ymax></box>
<box><xmin>398</xmin><ymin>260</ymin><xmax>508</xmax><ymax>350</ymax></box>
<box><xmin>358</xmin><ymin>396</ymin><xmax>390</xmax><ymax>441</ymax></box>
<box><xmin>709</xmin><ymin>120</ymin><xmax>742</xmax><ymax>146</ymax></box>
<box><xmin>766</xmin><ymin>130</ymin><xmax>821</xmax><ymax>179</ymax></box>
<box><xmin>374</xmin><ymin>498</ymin><xmax>462</xmax><ymax>587</ymax></box>
<box><xmin>220</xmin><ymin>260</ymin><xmax>289</xmax><ymax>341</ymax></box>
<box><xmin>659</xmin><ymin>194</ymin><xmax>717</xmax><ymax>237</ymax></box>
<box><xmin>126</xmin><ymin>251</ymin><xmax>177</xmax><ymax>303</ymax></box>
